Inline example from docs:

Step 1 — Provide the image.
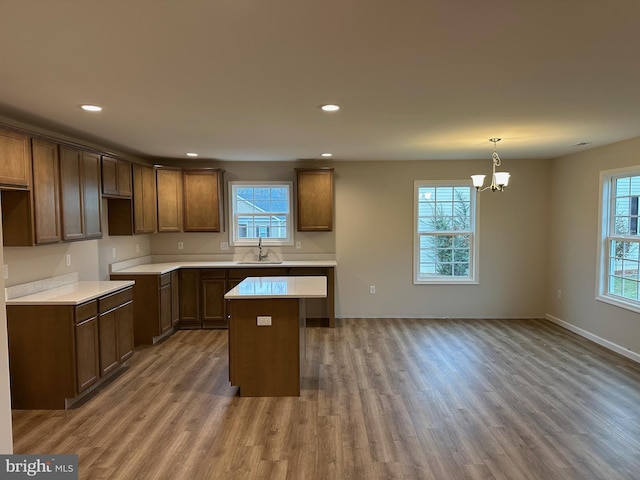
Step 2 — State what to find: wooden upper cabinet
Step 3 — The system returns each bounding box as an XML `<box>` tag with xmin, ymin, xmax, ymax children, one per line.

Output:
<box><xmin>295</xmin><ymin>168</ymin><xmax>334</xmax><ymax>231</ymax></box>
<box><xmin>156</xmin><ymin>168</ymin><xmax>182</xmax><ymax>232</ymax></box>
<box><xmin>101</xmin><ymin>156</ymin><xmax>132</xmax><ymax>198</ymax></box>
<box><xmin>0</xmin><ymin>128</ymin><xmax>31</xmax><ymax>189</ymax></box>
<box><xmin>31</xmin><ymin>138</ymin><xmax>61</xmax><ymax>244</ymax></box>
<box><xmin>133</xmin><ymin>164</ymin><xmax>157</xmax><ymax>234</ymax></box>
<box><xmin>183</xmin><ymin>169</ymin><xmax>223</xmax><ymax>232</ymax></box>
<box><xmin>59</xmin><ymin>147</ymin><xmax>103</xmax><ymax>241</ymax></box>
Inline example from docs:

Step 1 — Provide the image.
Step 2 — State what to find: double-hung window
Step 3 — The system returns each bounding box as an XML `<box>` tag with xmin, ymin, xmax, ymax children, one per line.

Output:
<box><xmin>229</xmin><ymin>181</ymin><xmax>294</xmax><ymax>246</ymax></box>
<box><xmin>597</xmin><ymin>168</ymin><xmax>640</xmax><ymax>312</ymax></box>
<box><xmin>414</xmin><ymin>181</ymin><xmax>478</xmax><ymax>284</ymax></box>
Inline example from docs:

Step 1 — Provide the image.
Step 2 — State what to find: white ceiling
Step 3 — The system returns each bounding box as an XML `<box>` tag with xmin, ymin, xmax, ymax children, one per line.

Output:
<box><xmin>0</xmin><ymin>0</ymin><xmax>639</xmax><ymax>162</ymax></box>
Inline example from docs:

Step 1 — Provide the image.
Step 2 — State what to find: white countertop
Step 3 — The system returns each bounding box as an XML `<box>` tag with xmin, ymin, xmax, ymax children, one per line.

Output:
<box><xmin>224</xmin><ymin>276</ymin><xmax>327</xmax><ymax>299</ymax></box>
<box><xmin>111</xmin><ymin>260</ymin><xmax>337</xmax><ymax>276</ymax></box>
<box><xmin>6</xmin><ymin>281</ymin><xmax>135</xmax><ymax>306</ymax></box>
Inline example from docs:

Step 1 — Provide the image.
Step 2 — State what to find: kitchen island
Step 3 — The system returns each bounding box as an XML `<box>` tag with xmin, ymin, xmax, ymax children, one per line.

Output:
<box><xmin>224</xmin><ymin>276</ymin><xmax>327</xmax><ymax>397</ymax></box>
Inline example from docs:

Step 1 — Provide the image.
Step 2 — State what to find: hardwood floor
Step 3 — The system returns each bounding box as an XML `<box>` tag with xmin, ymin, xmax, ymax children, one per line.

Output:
<box><xmin>11</xmin><ymin>318</ymin><xmax>640</xmax><ymax>479</ymax></box>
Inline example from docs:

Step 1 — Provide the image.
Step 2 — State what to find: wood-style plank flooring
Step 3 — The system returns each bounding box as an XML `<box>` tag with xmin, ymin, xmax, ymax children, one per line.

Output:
<box><xmin>11</xmin><ymin>319</ymin><xmax>640</xmax><ymax>479</ymax></box>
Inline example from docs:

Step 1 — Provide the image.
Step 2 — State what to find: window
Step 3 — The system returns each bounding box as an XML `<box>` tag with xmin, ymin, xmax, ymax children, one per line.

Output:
<box><xmin>229</xmin><ymin>181</ymin><xmax>294</xmax><ymax>246</ymax></box>
<box><xmin>597</xmin><ymin>168</ymin><xmax>640</xmax><ymax>312</ymax></box>
<box><xmin>414</xmin><ymin>181</ymin><xmax>478</xmax><ymax>284</ymax></box>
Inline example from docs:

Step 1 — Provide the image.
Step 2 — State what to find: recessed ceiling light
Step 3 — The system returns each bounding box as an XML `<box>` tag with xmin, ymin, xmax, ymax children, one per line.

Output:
<box><xmin>321</xmin><ymin>153</ymin><xmax>332</xmax><ymax>157</ymax></box>
<box><xmin>186</xmin><ymin>152</ymin><xmax>198</xmax><ymax>157</ymax></box>
<box><xmin>320</xmin><ymin>104</ymin><xmax>340</xmax><ymax>112</ymax></box>
<box><xmin>80</xmin><ymin>104</ymin><xmax>102</xmax><ymax>112</ymax></box>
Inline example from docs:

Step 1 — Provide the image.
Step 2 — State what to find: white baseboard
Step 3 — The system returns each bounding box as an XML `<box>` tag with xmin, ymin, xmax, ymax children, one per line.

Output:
<box><xmin>545</xmin><ymin>313</ymin><xmax>640</xmax><ymax>364</ymax></box>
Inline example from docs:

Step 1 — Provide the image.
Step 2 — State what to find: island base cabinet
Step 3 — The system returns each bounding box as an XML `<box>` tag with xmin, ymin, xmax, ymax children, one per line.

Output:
<box><xmin>228</xmin><ymin>298</ymin><xmax>303</xmax><ymax>397</ymax></box>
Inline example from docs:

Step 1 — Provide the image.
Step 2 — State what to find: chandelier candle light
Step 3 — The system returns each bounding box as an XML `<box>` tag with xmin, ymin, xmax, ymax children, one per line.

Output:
<box><xmin>471</xmin><ymin>138</ymin><xmax>511</xmax><ymax>192</ymax></box>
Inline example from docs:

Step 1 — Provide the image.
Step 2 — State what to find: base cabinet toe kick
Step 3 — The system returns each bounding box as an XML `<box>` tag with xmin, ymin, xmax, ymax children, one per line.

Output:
<box><xmin>225</xmin><ymin>276</ymin><xmax>327</xmax><ymax>397</ymax></box>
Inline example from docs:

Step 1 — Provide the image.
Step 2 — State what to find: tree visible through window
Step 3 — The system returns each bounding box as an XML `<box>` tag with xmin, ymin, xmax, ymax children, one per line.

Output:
<box><xmin>229</xmin><ymin>181</ymin><xmax>293</xmax><ymax>246</ymax></box>
<box><xmin>414</xmin><ymin>182</ymin><xmax>477</xmax><ymax>284</ymax></box>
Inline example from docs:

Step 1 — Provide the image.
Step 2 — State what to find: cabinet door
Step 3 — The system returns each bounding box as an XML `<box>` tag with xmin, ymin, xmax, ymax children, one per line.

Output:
<box><xmin>117</xmin><ymin>160</ymin><xmax>132</xmax><ymax>197</ymax></box>
<box><xmin>82</xmin><ymin>152</ymin><xmax>102</xmax><ymax>238</ymax></box>
<box><xmin>101</xmin><ymin>156</ymin><xmax>118</xmax><ymax>196</ymax></box>
<box><xmin>171</xmin><ymin>271</ymin><xmax>180</xmax><ymax>327</ymax></box>
<box><xmin>183</xmin><ymin>169</ymin><xmax>222</xmax><ymax>232</ymax></box>
<box><xmin>59</xmin><ymin>146</ymin><xmax>85</xmax><ymax>240</ymax></box>
<box><xmin>75</xmin><ymin>317</ymin><xmax>100</xmax><ymax>393</ymax></box>
<box><xmin>160</xmin><ymin>282</ymin><xmax>173</xmax><ymax>333</ymax></box>
<box><xmin>156</xmin><ymin>168</ymin><xmax>182</xmax><ymax>232</ymax></box>
<box><xmin>117</xmin><ymin>301</ymin><xmax>134</xmax><ymax>363</ymax></box>
<box><xmin>201</xmin><ymin>274</ymin><xmax>227</xmax><ymax>328</ymax></box>
<box><xmin>133</xmin><ymin>164</ymin><xmax>157</xmax><ymax>234</ymax></box>
<box><xmin>0</xmin><ymin>128</ymin><xmax>31</xmax><ymax>188</ymax></box>
<box><xmin>295</xmin><ymin>168</ymin><xmax>334</xmax><ymax>231</ymax></box>
<box><xmin>179</xmin><ymin>269</ymin><xmax>200</xmax><ymax>328</ymax></box>
<box><xmin>98</xmin><ymin>309</ymin><xmax>119</xmax><ymax>376</ymax></box>
<box><xmin>31</xmin><ymin>138</ymin><xmax>61</xmax><ymax>243</ymax></box>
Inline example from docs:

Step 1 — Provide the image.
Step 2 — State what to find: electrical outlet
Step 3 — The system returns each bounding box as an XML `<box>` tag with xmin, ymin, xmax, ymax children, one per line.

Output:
<box><xmin>369</xmin><ymin>286</ymin><xmax>376</xmax><ymax>295</ymax></box>
<box><xmin>257</xmin><ymin>316</ymin><xmax>272</xmax><ymax>326</ymax></box>
<box><xmin>136</xmin><ymin>243</ymin><xmax>140</xmax><ymax>253</ymax></box>
<box><xmin>3</xmin><ymin>265</ymin><xmax>8</xmax><ymax>280</ymax></box>
<box><xmin>220</xmin><ymin>242</ymin><xmax>229</xmax><ymax>250</ymax></box>
<box><xmin>66</xmin><ymin>254</ymin><xmax>71</xmax><ymax>267</ymax></box>
<box><xmin>557</xmin><ymin>289</ymin><xmax>562</xmax><ymax>299</ymax></box>
<box><xmin>178</xmin><ymin>241</ymin><xmax>184</xmax><ymax>250</ymax></box>
<box><xmin>296</xmin><ymin>241</ymin><xmax>301</xmax><ymax>249</ymax></box>
<box><xmin>112</xmin><ymin>247</ymin><xmax>116</xmax><ymax>258</ymax></box>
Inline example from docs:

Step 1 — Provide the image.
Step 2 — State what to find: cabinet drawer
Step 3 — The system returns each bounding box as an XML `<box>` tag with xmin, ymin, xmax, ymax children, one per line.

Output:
<box><xmin>160</xmin><ymin>273</ymin><xmax>171</xmax><ymax>287</ymax></box>
<box><xmin>99</xmin><ymin>287</ymin><xmax>133</xmax><ymax>314</ymax></box>
<box><xmin>75</xmin><ymin>300</ymin><xmax>98</xmax><ymax>323</ymax></box>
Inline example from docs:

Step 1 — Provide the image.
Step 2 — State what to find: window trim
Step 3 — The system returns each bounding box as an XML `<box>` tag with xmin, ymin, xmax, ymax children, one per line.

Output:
<box><xmin>596</xmin><ymin>166</ymin><xmax>640</xmax><ymax>313</ymax></box>
<box><xmin>413</xmin><ymin>180</ymin><xmax>479</xmax><ymax>285</ymax></box>
<box><xmin>228</xmin><ymin>180</ymin><xmax>294</xmax><ymax>247</ymax></box>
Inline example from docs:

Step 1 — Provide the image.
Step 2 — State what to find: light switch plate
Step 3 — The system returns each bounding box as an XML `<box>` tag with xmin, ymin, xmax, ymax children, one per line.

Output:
<box><xmin>257</xmin><ymin>316</ymin><xmax>272</xmax><ymax>326</ymax></box>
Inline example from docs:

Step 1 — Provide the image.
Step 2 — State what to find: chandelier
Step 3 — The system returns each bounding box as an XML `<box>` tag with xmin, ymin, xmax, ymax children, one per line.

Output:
<box><xmin>471</xmin><ymin>138</ymin><xmax>511</xmax><ymax>192</ymax></box>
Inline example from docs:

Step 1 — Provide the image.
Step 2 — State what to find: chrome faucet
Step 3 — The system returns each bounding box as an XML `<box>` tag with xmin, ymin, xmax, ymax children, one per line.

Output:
<box><xmin>258</xmin><ymin>237</ymin><xmax>269</xmax><ymax>261</ymax></box>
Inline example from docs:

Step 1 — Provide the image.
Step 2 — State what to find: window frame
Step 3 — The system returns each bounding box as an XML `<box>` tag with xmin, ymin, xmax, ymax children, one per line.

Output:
<box><xmin>228</xmin><ymin>180</ymin><xmax>294</xmax><ymax>247</ymax></box>
<box><xmin>413</xmin><ymin>180</ymin><xmax>479</xmax><ymax>285</ymax></box>
<box><xmin>596</xmin><ymin>166</ymin><xmax>640</xmax><ymax>313</ymax></box>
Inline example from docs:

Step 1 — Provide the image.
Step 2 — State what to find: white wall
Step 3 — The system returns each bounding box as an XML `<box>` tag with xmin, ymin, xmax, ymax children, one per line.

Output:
<box><xmin>334</xmin><ymin>159</ymin><xmax>550</xmax><ymax>318</ymax></box>
<box><xmin>546</xmin><ymin>136</ymin><xmax>640</xmax><ymax>357</ymax></box>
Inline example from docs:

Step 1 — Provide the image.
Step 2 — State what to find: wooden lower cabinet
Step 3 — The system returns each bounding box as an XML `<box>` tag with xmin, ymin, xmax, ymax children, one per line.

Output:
<box><xmin>109</xmin><ymin>272</ymin><xmax>176</xmax><ymax>344</ymax></box>
<box><xmin>201</xmin><ymin>270</ymin><xmax>227</xmax><ymax>328</ymax></box>
<box><xmin>7</xmin><ymin>286</ymin><xmax>134</xmax><ymax>410</ymax></box>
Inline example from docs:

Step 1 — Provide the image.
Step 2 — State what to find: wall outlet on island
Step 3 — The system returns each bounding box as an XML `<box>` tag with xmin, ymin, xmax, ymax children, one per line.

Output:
<box><xmin>257</xmin><ymin>316</ymin><xmax>272</xmax><ymax>326</ymax></box>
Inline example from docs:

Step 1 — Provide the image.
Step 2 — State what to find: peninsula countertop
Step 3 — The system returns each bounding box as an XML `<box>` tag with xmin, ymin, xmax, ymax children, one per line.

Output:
<box><xmin>6</xmin><ymin>280</ymin><xmax>135</xmax><ymax>306</ymax></box>
<box><xmin>110</xmin><ymin>260</ymin><xmax>337</xmax><ymax>276</ymax></box>
<box><xmin>224</xmin><ymin>276</ymin><xmax>327</xmax><ymax>299</ymax></box>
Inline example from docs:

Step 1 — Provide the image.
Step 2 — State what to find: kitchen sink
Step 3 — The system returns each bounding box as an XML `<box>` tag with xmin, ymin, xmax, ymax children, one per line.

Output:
<box><xmin>235</xmin><ymin>261</ymin><xmax>283</xmax><ymax>265</ymax></box>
